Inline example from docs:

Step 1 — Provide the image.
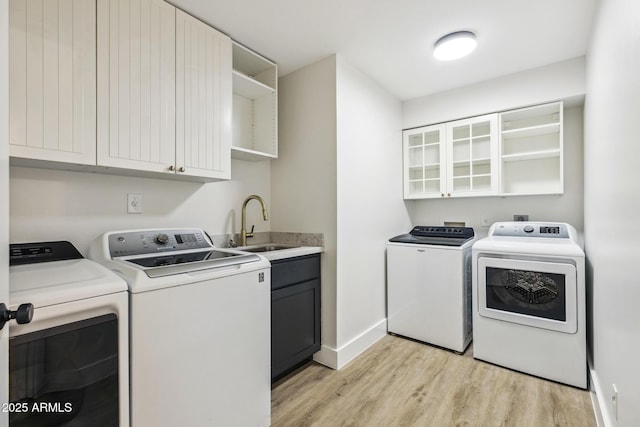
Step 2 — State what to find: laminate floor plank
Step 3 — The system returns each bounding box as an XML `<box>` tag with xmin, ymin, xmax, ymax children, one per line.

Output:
<box><xmin>271</xmin><ymin>335</ymin><xmax>596</xmax><ymax>427</ymax></box>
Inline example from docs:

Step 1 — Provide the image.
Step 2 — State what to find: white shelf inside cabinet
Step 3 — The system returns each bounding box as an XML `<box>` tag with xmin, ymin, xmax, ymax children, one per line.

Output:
<box><xmin>232</xmin><ymin>70</ymin><xmax>275</xmax><ymax>99</ymax></box>
<box><xmin>501</xmin><ymin>149</ymin><xmax>561</xmax><ymax>162</ymax></box>
<box><xmin>231</xmin><ymin>146</ymin><xmax>277</xmax><ymax>161</ymax></box>
<box><xmin>501</xmin><ymin>122</ymin><xmax>560</xmax><ymax>140</ymax></box>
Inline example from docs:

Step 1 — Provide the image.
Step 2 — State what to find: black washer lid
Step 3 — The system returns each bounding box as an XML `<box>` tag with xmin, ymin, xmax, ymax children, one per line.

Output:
<box><xmin>10</xmin><ymin>241</ymin><xmax>83</xmax><ymax>266</ymax></box>
<box><xmin>389</xmin><ymin>226</ymin><xmax>474</xmax><ymax>246</ymax></box>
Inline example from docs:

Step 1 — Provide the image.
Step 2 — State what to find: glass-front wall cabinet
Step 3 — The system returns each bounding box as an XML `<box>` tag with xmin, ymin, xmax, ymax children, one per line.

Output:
<box><xmin>447</xmin><ymin>114</ymin><xmax>498</xmax><ymax>197</ymax></box>
<box><xmin>404</xmin><ymin>124</ymin><xmax>445</xmax><ymax>198</ymax></box>
<box><xmin>403</xmin><ymin>114</ymin><xmax>498</xmax><ymax>199</ymax></box>
<box><xmin>403</xmin><ymin>101</ymin><xmax>563</xmax><ymax>199</ymax></box>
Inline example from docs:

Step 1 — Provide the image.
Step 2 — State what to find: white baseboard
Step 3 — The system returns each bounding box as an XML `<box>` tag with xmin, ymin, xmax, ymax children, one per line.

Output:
<box><xmin>314</xmin><ymin>319</ymin><xmax>387</xmax><ymax>370</ymax></box>
<box><xmin>590</xmin><ymin>363</ymin><xmax>613</xmax><ymax>427</ymax></box>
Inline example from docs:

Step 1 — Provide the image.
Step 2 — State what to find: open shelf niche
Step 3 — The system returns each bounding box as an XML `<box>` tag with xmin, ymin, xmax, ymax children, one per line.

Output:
<box><xmin>232</xmin><ymin>42</ymin><xmax>278</xmax><ymax>161</ymax></box>
<box><xmin>499</xmin><ymin>101</ymin><xmax>563</xmax><ymax>195</ymax></box>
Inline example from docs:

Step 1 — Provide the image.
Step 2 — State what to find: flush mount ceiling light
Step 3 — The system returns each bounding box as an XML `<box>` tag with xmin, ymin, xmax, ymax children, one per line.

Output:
<box><xmin>433</xmin><ymin>31</ymin><xmax>477</xmax><ymax>61</ymax></box>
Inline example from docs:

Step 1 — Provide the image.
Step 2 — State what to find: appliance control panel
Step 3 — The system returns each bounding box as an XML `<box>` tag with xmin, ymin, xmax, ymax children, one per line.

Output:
<box><xmin>107</xmin><ymin>229</ymin><xmax>213</xmax><ymax>258</ymax></box>
<box><xmin>409</xmin><ymin>226</ymin><xmax>474</xmax><ymax>239</ymax></box>
<box><xmin>490</xmin><ymin>222</ymin><xmax>570</xmax><ymax>238</ymax></box>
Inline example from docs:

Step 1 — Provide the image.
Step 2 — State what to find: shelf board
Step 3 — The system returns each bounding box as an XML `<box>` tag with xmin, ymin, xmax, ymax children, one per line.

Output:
<box><xmin>501</xmin><ymin>149</ymin><xmax>560</xmax><ymax>162</ymax></box>
<box><xmin>501</xmin><ymin>122</ymin><xmax>560</xmax><ymax>140</ymax></box>
<box><xmin>231</xmin><ymin>146</ymin><xmax>277</xmax><ymax>161</ymax></box>
<box><xmin>232</xmin><ymin>42</ymin><xmax>275</xmax><ymax>78</ymax></box>
<box><xmin>233</xmin><ymin>71</ymin><xmax>275</xmax><ymax>99</ymax></box>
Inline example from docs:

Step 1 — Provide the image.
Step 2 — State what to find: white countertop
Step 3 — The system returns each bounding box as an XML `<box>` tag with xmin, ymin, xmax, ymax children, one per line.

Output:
<box><xmin>237</xmin><ymin>244</ymin><xmax>323</xmax><ymax>262</ymax></box>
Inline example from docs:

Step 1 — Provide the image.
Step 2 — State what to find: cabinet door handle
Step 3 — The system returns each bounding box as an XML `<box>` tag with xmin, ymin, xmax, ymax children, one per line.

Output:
<box><xmin>178</xmin><ymin>166</ymin><xmax>185</xmax><ymax>173</ymax></box>
<box><xmin>168</xmin><ymin>165</ymin><xmax>175</xmax><ymax>171</ymax></box>
<box><xmin>441</xmin><ymin>193</ymin><xmax>444</xmax><ymax>197</ymax></box>
<box><xmin>0</xmin><ymin>303</ymin><xmax>34</xmax><ymax>331</ymax></box>
<box><xmin>447</xmin><ymin>193</ymin><xmax>451</xmax><ymax>197</ymax></box>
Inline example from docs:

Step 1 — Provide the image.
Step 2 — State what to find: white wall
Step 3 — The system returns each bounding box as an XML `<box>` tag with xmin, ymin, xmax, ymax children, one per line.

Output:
<box><xmin>584</xmin><ymin>0</ymin><xmax>640</xmax><ymax>425</ymax></box>
<box><xmin>271</xmin><ymin>56</ymin><xmax>338</xmax><ymax>349</ymax></box>
<box><xmin>9</xmin><ymin>159</ymin><xmax>271</xmax><ymax>253</ymax></box>
<box><xmin>403</xmin><ymin>56</ymin><xmax>586</xmax><ymax>129</ymax></box>
<box><xmin>335</xmin><ymin>56</ymin><xmax>411</xmax><ymax>349</ymax></box>
<box><xmin>273</xmin><ymin>55</ymin><xmax>410</xmax><ymax>366</ymax></box>
<box><xmin>408</xmin><ymin>106</ymin><xmax>584</xmax><ymax>235</ymax></box>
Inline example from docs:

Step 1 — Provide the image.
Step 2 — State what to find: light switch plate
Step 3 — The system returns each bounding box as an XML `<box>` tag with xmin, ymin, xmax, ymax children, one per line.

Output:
<box><xmin>127</xmin><ymin>193</ymin><xmax>142</xmax><ymax>214</ymax></box>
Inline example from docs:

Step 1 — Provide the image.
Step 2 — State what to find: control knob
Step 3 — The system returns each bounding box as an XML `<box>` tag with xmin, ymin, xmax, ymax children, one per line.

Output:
<box><xmin>155</xmin><ymin>233</ymin><xmax>170</xmax><ymax>244</ymax></box>
<box><xmin>523</xmin><ymin>225</ymin><xmax>534</xmax><ymax>233</ymax></box>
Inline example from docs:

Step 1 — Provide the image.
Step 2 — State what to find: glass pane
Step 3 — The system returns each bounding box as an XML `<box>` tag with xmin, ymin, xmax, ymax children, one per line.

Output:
<box><xmin>453</xmin><ymin>177</ymin><xmax>470</xmax><ymax>192</ymax></box>
<box><xmin>452</xmin><ymin>125</ymin><xmax>470</xmax><ymax>140</ymax></box>
<box><xmin>473</xmin><ymin>175</ymin><xmax>491</xmax><ymax>190</ymax></box>
<box><xmin>472</xmin><ymin>137</ymin><xmax>490</xmax><ymax>159</ymax></box>
<box><xmin>453</xmin><ymin>164</ymin><xmax>470</xmax><ymax>177</ymax></box>
<box><xmin>424</xmin><ymin>179</ymin><xmax>440</xmax><ymax>193</ymax></box>
<box><xmin>9</xmin><ymin>315</ymin><xmax>120</xmax><ymax>426</ymax></box>
<box><xmin>408</xmin><ymin>134</ymin><xmax>423</xmax><ymax>147</ymax></box>
<box><xmin>409</xmin><ymin>167</ymin><xmax>423</xmax><ymax>180</ymax></box>
<box><xmin>408</xmin><ymin>146</ymin><xmax>422</xmax><ymax>167</ymax></box>
<box><xmin>472</xmin><ymin>121</ymin><xmax>490</xmax><ymax>137</ymax></box>
<box><xmin>424</xmin><ymin>166</ymin><xmax>439</xmax><ymax>179</ymax></box>
<box><xmin>424</xmin><ymin>145</ymin><xmax>439</xmax><ymax>164</ymax></box>
<box><xmin>472</xmin><ymin>160</ymin><xmax>490</xmax><ymax>175</ymax></box>
<box><xmin>409</xmin><ymin>181</ymin><xmax>423</xmax><ymax>194</ymax></box>
<box><xmin>452</xmin><ymin>140</ymin><xmax>469</xmax><ymax>162</ymax></box>
<box><xmin>485</xmin><ymin>267</ymin><xmax>566</xmax><ymax>321</ymax></box>
<box><xmin>424</xmin><ymin>130</ymin><xmax>440</xmax><ymax>145</ymax></box>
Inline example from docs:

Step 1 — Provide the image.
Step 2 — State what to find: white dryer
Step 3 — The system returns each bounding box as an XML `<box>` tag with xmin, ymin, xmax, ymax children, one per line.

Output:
<box><xmin>8</xmin><ymin>241</ymin><xmax>129</xmax><ymax>426</ymax></box>
<box><xmin>472</xmin><ymin>222</ymin><xmax>586</xmax><ymax>388</ymax></box>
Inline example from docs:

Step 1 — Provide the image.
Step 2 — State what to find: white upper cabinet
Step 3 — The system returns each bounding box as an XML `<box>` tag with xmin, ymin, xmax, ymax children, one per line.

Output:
<box><xmin>499</xmin><ymin>102</ymin><xmax>563</xmax><ymax>195</ymax></box>
<box><xmin>446</xmin><ymin>114</ymin><xmax>499</xmax><ymax>197</ymax></box>
<box><xmin>96</xmin><ymin>0</ymin><xmax>176</xmax><ymax>174</ymax></box>
<box><xmin>403</xmin><ymin>124</ymin><xmax>446</xmax><ymax>198</ymax></box>
<box><xmin>231</xmin><ymin>42</ymin><xmax>278</xmax><ymax>161</ymax></box>
<box><xmin>403</xmin><ymin>114</ymin><xmax>498</xmax><ymax>199</ymax></box>
<box><xmin>404</xmin><ymin>102</ymin><xmax>564</xmax><ymax>199</ymax></box>
<box><xmin>175</xmin><ymin>10</ymin><xmax>232</xmax><ymax>180</ymax></box>
<box><xmin>9</xmin><ymin>0</ymin><xmax>96</xmax><ymax>165</ymax></box>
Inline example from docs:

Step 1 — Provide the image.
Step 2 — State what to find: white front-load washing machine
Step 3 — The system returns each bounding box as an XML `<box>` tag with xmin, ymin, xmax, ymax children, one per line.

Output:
<box><xmin>472</xmin><ymin>222</ymin><xmax>586</xmax><ymax>388</ymax></box>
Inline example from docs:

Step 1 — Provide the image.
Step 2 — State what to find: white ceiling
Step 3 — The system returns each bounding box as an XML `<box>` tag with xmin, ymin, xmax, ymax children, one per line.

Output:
<box><xmin>171</xmin><ymin>0</ymin><xmax>600</xmax><ymax>101</ymax></box>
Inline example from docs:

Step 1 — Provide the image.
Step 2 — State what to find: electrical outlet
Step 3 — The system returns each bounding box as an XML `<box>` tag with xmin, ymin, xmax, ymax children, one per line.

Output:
<box><xmin>514</xmin><ymin>214</ymin><xmax>529</xmax><ymax>221</ymax></box>
<box><xmin>127</xmin><ymin>193</ymin><xmax>143</xmax><ymax>214</ymax></box>
<box><xmin>612</xmin><ymin>384</ymin><xmax>619</xmax><ymax>421</ymax></box>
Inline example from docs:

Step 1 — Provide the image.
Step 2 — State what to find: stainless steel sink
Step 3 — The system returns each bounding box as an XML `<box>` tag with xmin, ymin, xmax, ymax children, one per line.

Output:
<box><xmin>241</xmin><ymin>244</ymin><xmax>300</xmax><ymax>253</ymax></box>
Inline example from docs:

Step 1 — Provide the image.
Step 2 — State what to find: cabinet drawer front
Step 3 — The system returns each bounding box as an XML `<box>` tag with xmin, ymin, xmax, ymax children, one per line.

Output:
<box><xmin>271</xmin><ymin>254</ymin><xmax>320</xmax><ymax>290</ymax></box>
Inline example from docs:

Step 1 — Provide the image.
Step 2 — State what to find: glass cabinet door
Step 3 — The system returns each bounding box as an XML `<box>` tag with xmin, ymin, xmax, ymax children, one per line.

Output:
<box><xmin>403</xmin><ymin>124</ymin><xmax>446</xmax><ymax>198</ymax></box>
<box><xmin>446</xmin><ymin>114</ymin><xmax>498</xmax><ymax>196</ymax></box>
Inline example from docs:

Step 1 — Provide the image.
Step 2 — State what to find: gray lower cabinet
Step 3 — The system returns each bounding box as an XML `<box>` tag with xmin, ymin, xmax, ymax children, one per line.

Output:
<box><xmin>271</xmin><ymin>253</ymin><xmax>321</xmax><ymax>381</ymax></box>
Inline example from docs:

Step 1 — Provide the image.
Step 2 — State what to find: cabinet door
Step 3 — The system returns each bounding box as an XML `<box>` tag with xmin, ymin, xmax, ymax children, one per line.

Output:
<box><xmin>175</xmin><ymin>10</ymin><xmax>231</xmax><ymax>180</ymax></box>
<box><xmin>271</xmin><ymin>278</ymin><xmax>321</xmax><ymax>381</ymax></box>
<box><xmin>97</xmin><ymin>0</ymin><xmax>176</xmax><ymax>173</ymax></box>
<box><xmin>446</xmin><ymin>114</ymin><xmax>498</xmax><ymax>197</ymax></box>
<box><xmin>9</xmin><ymin>0</ymin><xmax>96</xmax><ymax>165</ymax></box>
<box><xmin>403</xmin><ymin>124</ymin><xmax>446</xmax><ymax>199</ymax></box>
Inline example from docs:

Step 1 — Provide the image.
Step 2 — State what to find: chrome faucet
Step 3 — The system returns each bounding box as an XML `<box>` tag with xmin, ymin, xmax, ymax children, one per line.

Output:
<box><xmin>241</xmin><ymin>195</ymin><xmax>269</xmax><ymax>246</ymax></box>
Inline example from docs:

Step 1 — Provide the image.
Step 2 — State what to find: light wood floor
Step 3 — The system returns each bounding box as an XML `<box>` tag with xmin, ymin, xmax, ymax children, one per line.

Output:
<box><xmin>271</xmin><ymin>335</ymin><xmax>596</xmax><ymax>427</ymax></box>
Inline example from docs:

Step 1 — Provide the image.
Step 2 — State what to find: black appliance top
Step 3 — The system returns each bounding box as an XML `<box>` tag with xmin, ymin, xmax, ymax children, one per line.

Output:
<box><xmin>10</xmin><ymin>241</ymin><xmax>83</xmax><ymax>266</ymax></box>
<box><xmin>389</xmin><ymin>226</ymin><xmax>475</xmax><ymax>247</ymax></box>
